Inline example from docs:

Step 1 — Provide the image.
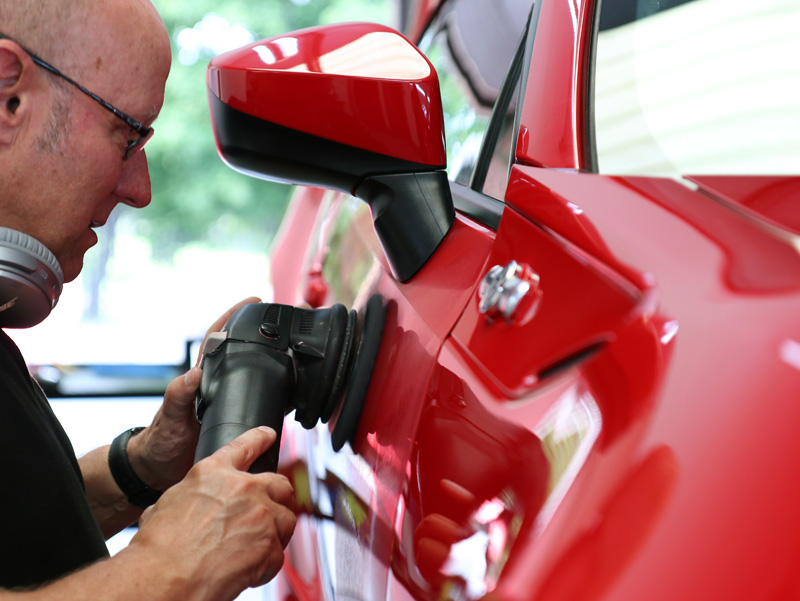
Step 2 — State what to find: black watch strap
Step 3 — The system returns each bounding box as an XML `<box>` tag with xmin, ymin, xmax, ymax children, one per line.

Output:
<box><xmin>109</xmin><ymin>427</ymin><xmax>162</xmax><ymax>509</ymax></box>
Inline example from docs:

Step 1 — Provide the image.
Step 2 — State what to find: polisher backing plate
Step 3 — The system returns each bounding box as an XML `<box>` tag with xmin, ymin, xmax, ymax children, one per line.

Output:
<box><xmin>331</xmin><ymin>293</ymin><xmax>386</xmax><ymax>452</ymax></box>
<box><xmin>319</xmin><ymin>308</ymin><xmax>357</xmax><ymax>424</ymax></box>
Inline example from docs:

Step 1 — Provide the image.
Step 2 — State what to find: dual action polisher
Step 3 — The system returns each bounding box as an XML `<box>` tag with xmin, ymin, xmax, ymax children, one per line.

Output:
<box><xmin>193</xmin><ymin>294</ymin><xmax>386</xmax><ymax>472</ymax></box>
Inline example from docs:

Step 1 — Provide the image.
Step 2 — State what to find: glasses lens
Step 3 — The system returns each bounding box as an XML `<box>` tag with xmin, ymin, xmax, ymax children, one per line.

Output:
<box><xmin>124</xmin><ymin>127</ymin><xmax>154</xmax><ymax>160</ymax></box>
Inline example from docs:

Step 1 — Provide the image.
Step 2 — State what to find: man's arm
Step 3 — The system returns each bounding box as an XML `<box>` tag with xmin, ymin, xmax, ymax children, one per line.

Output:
<box><xmin>80</xmin><ymin>298</ymin><xmax>260</xmax><ymax>537</ymax></box>
<box><xmin>79</xmin><ymin>365</ymin><xmax>203</xmax><ymax>537</ymax></box>
<box><xmin>78</xmin><ymin>444</ymin><xmax>144</xmax><ymax>539</ymax></box>
<box><xmin>2</xmin><ymin>427</ymin><xmax>296</xmax><ymax>601</ymax></box>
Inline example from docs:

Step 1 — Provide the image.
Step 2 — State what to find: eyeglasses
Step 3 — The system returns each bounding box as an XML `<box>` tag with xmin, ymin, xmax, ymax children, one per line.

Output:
<box><xmin>0</xmin><ymin>33</ymin><xmax>153</xmax><ymax>160</ymax></box>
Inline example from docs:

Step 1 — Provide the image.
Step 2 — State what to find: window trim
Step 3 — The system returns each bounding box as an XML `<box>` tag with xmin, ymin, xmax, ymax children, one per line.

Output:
<box><xmin>584</xmin><ymin>0</ymin><xmax>603</xmax><ymax>173</ymax></box>
<box><xmin>470</xmin><ymin>2</ymin><xmax>539</xmax><ymax>195</ymax></box>
<box><xmin>451</xmin><ymin>181</ymin><xmax>505</xmax><ymax>231</ymax></box>
<box><xmin>469</xmin><ymin>28</ymin><xmax>527</xmax><ymax>193</ymax></box>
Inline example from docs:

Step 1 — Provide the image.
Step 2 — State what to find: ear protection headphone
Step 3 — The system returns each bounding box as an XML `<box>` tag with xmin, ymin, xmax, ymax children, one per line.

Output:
<box><xmin>0</xmin><ymin>227</ymin><xmax>63</xmax><ymax>328</ymax></box>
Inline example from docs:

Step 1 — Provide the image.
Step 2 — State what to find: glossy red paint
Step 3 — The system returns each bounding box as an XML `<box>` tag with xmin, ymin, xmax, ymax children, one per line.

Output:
<box><xmin>451</xmin><ymin>208</ymin><xmax>641</xmax><ymax>397</ymax></box>
<box><xmin>207</xmin><ymin>23</ymin><xmax>445</xmax><ymax>166</ymax></box>
<box><xmin>276</xmin><ymin>206</ymin><xmax>497</xmax><ymax>600</ymax></box>
<box><xmin>516</xmin><ymin>0</ymin><xmax>595</xmax><ymax>169</ymax></box>
<box><xmin>510</xmin><ymin>168</ymin><xmax>800</xmax><ymax>294</ymax></box>
<box><xmin>391</xmin><ymin>341</ymin><xmax>553</xmax><ymax>600</ymax></box>
<box><xmin>228</xmin><ymin>1</ymin><xmax>800</xmax><ymax>599</ymax></box>
<box><xmin>499</xmin><ymin>164</ymin><xmax>800</xmax><ymax>599</ymax></box>
<box><xmin>687</xmin><ymin>175</ymin><xmax>800</xmax><ymax>236</ymax></box>
<box><xmin>402</xmin><ymin>300</ymin><xmax>676</xmax><ymax>601</ymax></box>
<box><xmin>272</xmin><ymin>161</ymin><xmax>800</xmax><ymax>601</ymax></box>
<box><xmin>270</xmin><ymin>186</ymin><xmax>328</xmax><ymax>305</ymax></box>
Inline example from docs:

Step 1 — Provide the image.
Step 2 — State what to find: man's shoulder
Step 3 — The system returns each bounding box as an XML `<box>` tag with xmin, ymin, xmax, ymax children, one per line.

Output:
<box><xmin>0</xmin><ymin>329</ymin><xmax>28</xmax><ymax>374</ymax></box>
<box><xmin>0</xmin><ymin>332</ymin><xmax>109</xmax><ymax>589</ymax></box>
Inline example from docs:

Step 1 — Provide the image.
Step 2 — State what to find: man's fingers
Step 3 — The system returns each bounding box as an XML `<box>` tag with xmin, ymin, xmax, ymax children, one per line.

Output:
<box><xmin>255</xmin><ymin>552</ymin><xmax>285</xmax><ymax>588</ymax></box>
<box><xmin>211</xmin><ymin>427</ymin><xmax>277</xmax><ymax>471</ymax></box>
<box><xmin>265</xmin><ymin>475</ymin><xmax>295</xmax><ymax>508</ymax></box>
<box><xmin>273</xmin><ymin>503</ymin><xmax>297</xmax><ymax>548</ymax></box>
<box><xmin>201</xmin><ymin>427</ymin><xmax>296</xmax><ymax>548</ymax></box>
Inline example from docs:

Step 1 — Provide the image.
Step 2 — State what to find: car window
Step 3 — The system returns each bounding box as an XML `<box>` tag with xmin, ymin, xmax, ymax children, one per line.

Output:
<box><xmin>475</xmin><ymin>41</ymin><xmax>526</xmax><ymax>201</ymax></box>
<box><xmin>419</xmin><ymin>0</ymin><xmax>534</xmax><ymax>197</ymax></box>
<box><xmin>593</xmin><ymin>0</ymin><xmax>800</xmax><ymax>176</ymax></box>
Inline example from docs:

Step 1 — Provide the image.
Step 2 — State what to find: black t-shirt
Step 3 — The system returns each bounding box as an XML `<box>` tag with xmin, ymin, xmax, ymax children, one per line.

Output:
<box><xmin>0</xmin><ymin>330</ymin><xmax>109</xmax><ymax>589</ymax></box>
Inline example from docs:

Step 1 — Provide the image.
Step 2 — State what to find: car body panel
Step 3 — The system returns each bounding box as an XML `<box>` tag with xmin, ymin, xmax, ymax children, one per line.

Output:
<box><xmin>230</xmin><ymin>0</ymin><xmax>800</xmax><ymax>598</ymax></box>
<box><xmin>513</xmin><ymin>168</ymin><xmax>800</xmax><ymax>294</ymax></box>
<box><xmin>495</xmin><ymin>164</ymin><xmax>800</xmax><ymax>600</ymax></box>
<box><xmin>274</xmin><ymin>203</ymin><xmax>496</xmax><ymax>601</ymax></box>
<box><xmin>270</xmin><ymin>186</ymin><xmax>329</xmax><ymax>306</ymax></box>
<box><xmin>450</xmin><ymin>207</ymin><xmax>642</xmax><ymax>397</ymax></box>
<box><xmin>686</xmin><ymin>175</ymin><xmax>800</xmax><ymax>236</ymax></box>
<box><xmin>516</xmin><ymin>0</ymin><xmax>595</xmax><ymax>170</ymax></box>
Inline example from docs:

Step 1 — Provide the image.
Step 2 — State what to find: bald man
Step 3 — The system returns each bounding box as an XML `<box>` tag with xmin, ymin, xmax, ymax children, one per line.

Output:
<box><xmin>0</xmin><ymin>1</ymin><xmax>296</xmax><ymax>598</ymax></box>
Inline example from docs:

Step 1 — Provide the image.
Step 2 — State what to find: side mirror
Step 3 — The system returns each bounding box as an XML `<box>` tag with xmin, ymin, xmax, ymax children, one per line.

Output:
<box><xmin>207</xmin><ymin>22</ymin><xmax>455</xmax><ymax>282</ymax></box>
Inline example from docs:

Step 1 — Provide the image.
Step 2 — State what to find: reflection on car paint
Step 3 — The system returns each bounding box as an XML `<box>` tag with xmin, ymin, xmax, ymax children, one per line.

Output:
<box><xmin>391</xmin><ymin>363</ymin><xmax>604</xmax><ymax>601</ymax></box>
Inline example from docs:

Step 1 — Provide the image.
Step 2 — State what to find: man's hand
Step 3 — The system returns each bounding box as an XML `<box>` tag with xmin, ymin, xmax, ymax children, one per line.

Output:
<box><xmin>127</xmin><ymin>297</ymin><xmax>261</xmax><ymax>491</ymax></box>
<box><xmin>125</xmin><ymin>427</ymin><xmax>296</xmax><ymax>601</ymax></box>
<box><xmin>46</xmin><ymin>428</ymin><xmax>296</xmax><ymax>601</ymax></box>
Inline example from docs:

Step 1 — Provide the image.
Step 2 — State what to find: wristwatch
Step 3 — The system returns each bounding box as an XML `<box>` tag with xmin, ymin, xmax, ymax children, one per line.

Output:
<box><xmin>108</xmin><ymin>427</ymin><xmax>163</xmax><ymax>509</ymax></box>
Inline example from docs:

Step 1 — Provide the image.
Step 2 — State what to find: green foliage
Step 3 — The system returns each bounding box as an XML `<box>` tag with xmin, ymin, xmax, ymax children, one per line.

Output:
<box><xmin>134</xmin><ymin>0</ymin><xmax>395</xmax><ymax>261</ymax></box>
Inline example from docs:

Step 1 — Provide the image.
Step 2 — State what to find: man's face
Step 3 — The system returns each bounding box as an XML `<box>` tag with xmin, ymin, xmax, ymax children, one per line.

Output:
<box><xmin>19</xmin><ymin>1</ymin><xmax>171</xmax><ymax>282</ymax></box>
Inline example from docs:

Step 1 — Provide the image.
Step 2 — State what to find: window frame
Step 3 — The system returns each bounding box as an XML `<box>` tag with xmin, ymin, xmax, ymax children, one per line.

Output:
<box><xmin>427</xmin><ymin>0</ymin><xmax>539</xmax><ymax>230</ymax></box>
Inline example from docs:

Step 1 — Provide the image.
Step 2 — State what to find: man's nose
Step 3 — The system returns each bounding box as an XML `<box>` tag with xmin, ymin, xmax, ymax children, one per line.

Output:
<box><xmin>115</xmin><ymin>149</ymin><xmax>152</xmax><ymax>208</ymax></box>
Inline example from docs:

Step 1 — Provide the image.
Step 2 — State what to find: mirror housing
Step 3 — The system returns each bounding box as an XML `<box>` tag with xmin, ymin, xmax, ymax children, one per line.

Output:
<box><xmin>207</xmin><ymin>22</ymin><xmax>455</xmax><ymax>282</ymax></box>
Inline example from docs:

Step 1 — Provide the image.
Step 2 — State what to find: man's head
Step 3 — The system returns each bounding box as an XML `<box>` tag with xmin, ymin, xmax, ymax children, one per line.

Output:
<box><xmin>0</xmin><ymin>0</ymin><xmax>171</xmax><ymax>282</ymax></box>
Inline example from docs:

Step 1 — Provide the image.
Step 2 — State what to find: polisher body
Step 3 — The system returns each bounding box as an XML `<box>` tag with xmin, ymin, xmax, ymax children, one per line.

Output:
<box><xmin>193</xmin><ymin>296</ymin><xmax>384</xmax><ymax>471</ymax></box>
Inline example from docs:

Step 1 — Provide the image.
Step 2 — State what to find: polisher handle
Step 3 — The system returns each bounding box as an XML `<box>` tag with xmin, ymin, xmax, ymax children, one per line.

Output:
<box><xmin>194</xmin><ymin>342</ymin><xmax>292</xmax><ymax>473</ymax></box>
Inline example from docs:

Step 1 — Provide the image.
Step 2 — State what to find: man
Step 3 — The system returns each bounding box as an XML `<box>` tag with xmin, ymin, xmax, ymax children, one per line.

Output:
<box><xmin>0</xmin><ymin>0</ymin><xmax>296</xmax><ymax>598</ymax></box>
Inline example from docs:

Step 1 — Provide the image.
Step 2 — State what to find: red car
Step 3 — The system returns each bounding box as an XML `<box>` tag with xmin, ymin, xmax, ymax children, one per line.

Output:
<box><xmin>208</xmin><ymin>0</ymin><xmax>800</xmax><ymax>599</ymax></box>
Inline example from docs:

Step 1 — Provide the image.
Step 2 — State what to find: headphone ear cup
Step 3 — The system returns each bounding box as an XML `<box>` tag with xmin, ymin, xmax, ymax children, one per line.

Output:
<box><xmin>0</xmin><ymin>228</ymin><xmax>64</xmax><ymax>328</ymax></box>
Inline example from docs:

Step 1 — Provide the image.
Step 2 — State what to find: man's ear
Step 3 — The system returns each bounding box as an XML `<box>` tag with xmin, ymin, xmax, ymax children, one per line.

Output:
<box><xmin>0</xmin><ymin>42</ymin><xmax>34</xmax><ymax>142</ymax></box>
